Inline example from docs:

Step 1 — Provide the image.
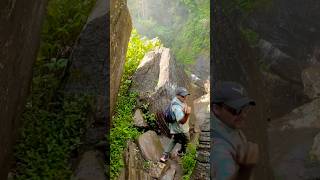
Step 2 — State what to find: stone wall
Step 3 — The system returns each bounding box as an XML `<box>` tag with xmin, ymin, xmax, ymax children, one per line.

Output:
<box><xmin>0</xmin><ymin>1</ymin><xmax>47</xmax><ymax>179</ymax></box>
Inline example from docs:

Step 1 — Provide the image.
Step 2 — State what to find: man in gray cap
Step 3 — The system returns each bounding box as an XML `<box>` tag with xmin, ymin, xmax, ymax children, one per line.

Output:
<box><xmin>160</xmin><ymin>87</ymin><xmax>191</xmax><ymax>162</ymax></box>
<box><xmin>211</xmin><ymin>81</ymin><xmax>259</xmax><ymax>180</ymax></box>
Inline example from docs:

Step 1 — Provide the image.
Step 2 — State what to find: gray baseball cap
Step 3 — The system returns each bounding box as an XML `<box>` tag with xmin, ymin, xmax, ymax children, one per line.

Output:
<box><xmin>212</xmin><ymin>81</ymin><xmax>256</xmax><ymax>111</ymax></box>
<box><xmin>176</xmin><ymin>87</ymin><xmax>190</xmax><ymax>97</ymax></box>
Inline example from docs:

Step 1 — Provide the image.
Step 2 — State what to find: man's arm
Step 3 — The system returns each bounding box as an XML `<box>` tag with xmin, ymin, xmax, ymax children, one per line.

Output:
<box><xmin>172</xmin><ymin>104</ymin><xmax>189</xmax><ymax>124</ymax></box>
<box><xmin>179</xmin><ymin>105</ymin><xmax>191</xmax><ymax>124</ymax></box>
<box><xmin>212</xmin><ymin>140</ymin><xmax>238</xmax><ymax>180</ymax></box>
<box><xmin>179</xmin><ymin>113</ymin><xmax>189</xmax><ymax>124</ymax></box>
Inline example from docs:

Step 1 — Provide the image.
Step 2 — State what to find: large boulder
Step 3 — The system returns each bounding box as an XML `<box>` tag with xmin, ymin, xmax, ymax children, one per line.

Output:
<box><xmin>120</xmin><ymin>141</ymin><xmax>152</xmax><ymax>180</ymax></box>
<box><xmin>262</xmin><ymin>71</ymin><xmax>309</xmax><ymax>120</ymax></box>
<box><xmin>131</xmin><ymin>47</ymin><xmax>195</xmax><ymax>136</ymax></box>
<box><xmin>269</xmin><ymin>98</ymin><xmax>320</xmax><ymax>130</ymax></box>
<box><xmin>137</xmin><ymin>131</ymin><xmax>163</xmax><ymax>162</ymax></box>
<box><xmin>250</xmin><ymin>0</ymin><xmax>320</xmax><ymax>65</ymax></box>
<box><xmin>64</xmin><ymin>0</ymin><xmax>109</xmax><ymax>177</ymax></box>
<box><xmin>258</xmin><ymin>39</ymin><xmax>307</xmax><ymax>84</ymax></box>
<box><xmin>131</xmin><ymin>47</ymin><xmax>190</xmax><ymax>113</ymax></box>
<box><xmin>110</xmin><ymin>0</ymin><xmax>132</xmax><ymax>116</ymax></box>
<box><xmin>65</xmin><ymin>0</ymin><xmax>108</xmax><ymax>123</ymax></box>
<box><xmin>72</xmin><ymin>151</ymin><xmax>106</xmax><ymax>180</ymax></box>
<box><xmin>0</xmin><ymin>1</ymin><xmax>47</xmax><ymax>179</ymax></box>
<box><xmin>302</xmin><ymin>66</ymin><xmax>320</xmax><ymax>99</ymax></box>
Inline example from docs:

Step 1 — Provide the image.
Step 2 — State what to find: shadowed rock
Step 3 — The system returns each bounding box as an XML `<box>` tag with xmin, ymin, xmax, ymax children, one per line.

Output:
<box><xmin>73</xmin><ymin>151</ymin><xmax>105</xmax><ymax>180</ymax></box>
<box><xmin>302</xmin><ymin>66</ymin><xmax>320</xmax><ymax>99</ymax></box>
<box><xmin>0</xmin><ymin>0</ymin><xmax>47</xmax><ymax>179</ymax></box>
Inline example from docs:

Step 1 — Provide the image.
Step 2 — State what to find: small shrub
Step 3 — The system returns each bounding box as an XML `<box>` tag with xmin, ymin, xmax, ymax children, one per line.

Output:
<box><xmin>181</xmin><ymin>142</ymin><xmax>198</xmax><ymax>180</ymax></box>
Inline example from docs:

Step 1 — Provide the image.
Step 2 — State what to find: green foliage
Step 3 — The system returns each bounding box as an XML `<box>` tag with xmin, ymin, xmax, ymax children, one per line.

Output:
<box><xmin>172</xmin><ymin>0</ymin><xmax>210</xmax><ymax>66</ymax></box>
<box><xmin>13</xmin><ymin>0</ymin><xmax>95</xmax><ymax>179</ymax></box>
<box><xmin>141</xmin><ymin>103</ymin><xmax>157</xmax><ymax>129</ymax></box>
<box><xmin>240</xmin><ymin>27</ymin><xmax>260</xmax><ymax>47</ymax></box>
<box><xmin>110</xmin><ymin>29</ymin><xmax>162</xmax><ymax>179</ymax></box>
<box><xmin>125</xmin><ymin>29</ymin><xmax>162</xmax><ymax>79</ymax></box>
<box><xmin>40</xmin><ymin>0</ymin><xmax>96</xmax><ymax>60</ymax></box>
<box><xmin>143</xmin><ymin>160</ymin><xmax>152</xmax><ymax>170</ymax></box>
<box><xmin>15</xmin><ymin>88</ymin><xmax>92</xmax><ymax>179</ymax></box>
<box><xmin>181</xmin><ymin>142</ymin><xmax>198</xmax><ymax>180</ymax></box>
<box><xmin>129</xmin><ymin>0</ymin><xmax>209</xmax><ymax>66</ymax></box>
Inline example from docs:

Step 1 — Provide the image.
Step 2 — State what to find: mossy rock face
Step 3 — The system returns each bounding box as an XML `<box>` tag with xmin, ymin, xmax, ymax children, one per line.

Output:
<box><xmin>110</xmin><ymin>0</ymin><xmax>132</xmax><ymax>115</ymax></box>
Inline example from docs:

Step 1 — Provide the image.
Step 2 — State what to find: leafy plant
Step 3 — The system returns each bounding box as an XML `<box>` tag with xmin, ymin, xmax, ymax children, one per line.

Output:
<box><xmin>181</xmin><ymin>142</ymin><xmax>198</xmax><ymax>180</ymax></box>
<box><xmin>109</xmin><ymin>29</ymin><xmax>162</xmax><ymax>179</ymax></box>
<box><xmin>15</xmin><ymin>93</ymin><xmax>92</xmax><ymax>180</ymax></box>
<box><xmin>143</xmin><ymin>160</ymin><xmax>152</xmax><ymax>170</ymax></box>
<box><xmin>13</xmin><ymin>0</ymin><xmax>95</xmax><ymax>179</ymax></box>
<box><xmin>140</xmin><ymin>103</ymin><xmax>157</xmax><ymax>129</ymax></box>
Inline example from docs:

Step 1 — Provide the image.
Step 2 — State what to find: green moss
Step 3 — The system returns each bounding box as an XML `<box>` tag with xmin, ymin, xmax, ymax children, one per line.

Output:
<box><xmin>109</xmin><ymin>29</ymin><xmax>162</xmax><ymax>179</ymax></box>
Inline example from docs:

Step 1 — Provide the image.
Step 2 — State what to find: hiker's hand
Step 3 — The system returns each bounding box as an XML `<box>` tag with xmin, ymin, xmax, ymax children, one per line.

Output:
<box><xmin>245</xmin><ymin>142</ymin><xmax>259</xmax><ymax>166</ymax></box>
<box><xmin>237</xmin><ymin>141</ymin><xmax>259</xmax><ymax>167</ymax></box>
<box><xmin>184</xmin><ymin>106</ymin><xmax>191</xmax><ymax>114</ymax></box>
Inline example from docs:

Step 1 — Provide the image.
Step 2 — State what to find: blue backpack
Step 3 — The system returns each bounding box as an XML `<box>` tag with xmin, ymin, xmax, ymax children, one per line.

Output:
<box><xmin>164</xmin><ymin>101</ymin><xmax>180</xmax><ymax>123</ymax></box>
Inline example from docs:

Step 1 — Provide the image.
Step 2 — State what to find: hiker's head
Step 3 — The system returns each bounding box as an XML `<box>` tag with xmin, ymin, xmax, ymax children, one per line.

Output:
<box><xmin>212</xmin><ymin>81</ymin><xmax>256</xmax><ymax>129</ymax></box>
<box><xmin>176</xmin><ymin>87</ymin><xmax>190</xmax><ymax>103</ymax></box>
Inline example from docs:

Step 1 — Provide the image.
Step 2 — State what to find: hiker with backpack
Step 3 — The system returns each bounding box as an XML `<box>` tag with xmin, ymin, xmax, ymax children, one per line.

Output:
<box><xmin>160</xmin><ymin>87</ymin><xmax>191</xmax><ymax>163</ymax></box>
<box><xmin>211</xmin><ymin>81</ymin><xmax>259</xmax><ymax>180</ymax></box>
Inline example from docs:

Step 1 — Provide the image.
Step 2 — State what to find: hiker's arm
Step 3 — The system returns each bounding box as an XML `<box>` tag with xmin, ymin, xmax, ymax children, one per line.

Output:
<box><xmin>212</xmin><ymin>140</ymin><xmax>238</xmax><ymax>180</ymax></box>
<box><xmin>179</xmin><ymin>113</ymin><xmax>189</xmax><ymax>124</ymax></box>
<box><xmin>179</xmin><ymin>106</ymin><xmax>191</xmax><ymax>124</ymax></box>
<box><xmin>237</xmin><ymin>142</ymin><xmax>259</xmax><ymax>180</ymax></box>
